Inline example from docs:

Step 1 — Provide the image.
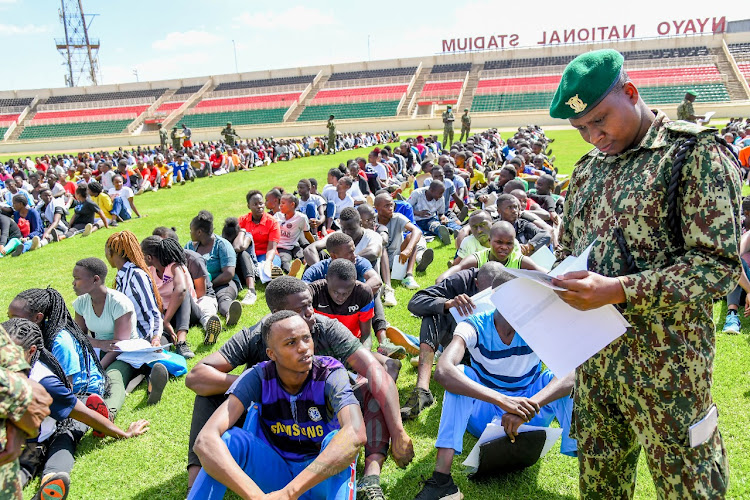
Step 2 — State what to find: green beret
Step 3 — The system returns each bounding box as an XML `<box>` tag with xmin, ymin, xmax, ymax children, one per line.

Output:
<box><xmin>549</xmin><ymin>49</ymin><xmax>624</xmax><ymax>120</ymax></box>
<box><xmin>686</xmin><ymin>90</ymin><xmax>697</xmax><ymax>97</ymax></box>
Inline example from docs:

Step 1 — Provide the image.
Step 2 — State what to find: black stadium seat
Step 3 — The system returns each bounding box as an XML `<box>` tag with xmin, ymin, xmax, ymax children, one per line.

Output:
<box><xmin>431</xmin><ymin>63</ymin><xmax>472</xmax><ymax>73</ymax></box>
<box><xmin>45</xmin><ymin>88</ymin><xmax>167</xmax><ymax>105</ymax></box>
<box><xmin>328</xmin><ymin>67</ymin><xmax>417</xmax><ymax>81</ymax></box>
<box><xmin>213</xmin><ymin>75</ymin><xmax>316</xmax><ymax>92</ymax></box>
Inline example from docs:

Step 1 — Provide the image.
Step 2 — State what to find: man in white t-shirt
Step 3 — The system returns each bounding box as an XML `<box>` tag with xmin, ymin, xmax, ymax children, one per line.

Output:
<box><xmin>408</xmin><ymin>182</ymin><xmax>461</xmax><ymax>245</ymax></box>
<box><xmin>108</xmin><ymin>175</ymin><xmax>141</xmax><ymax>220</ymax></box>
<box><xmin>331</xmin><ymin>177</ymin><xmax>355</xmax><ymax>221</ymax></box>
<box><xmin>100</xmin><ymin>161</ymin><xmax>116</xmax><ymax>192</ymax></box>
<box><xmin>275</xmin><ymin>193</ymin><xmax>315</xmax><ymax>274</ymax></box>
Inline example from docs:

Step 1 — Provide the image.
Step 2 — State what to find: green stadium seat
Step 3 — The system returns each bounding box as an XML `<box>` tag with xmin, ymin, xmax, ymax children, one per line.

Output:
<box><xmin>0</xmin><ymin>127</ymin><xmax>7</xmax><ymax>140</ymax></box>
<box><xmin>471</xmin><ymin>92</ymin><xmax>555</xmax><ymax>113</ymax></box>
<box><xmin>18</xmin><ymin>120</ymin><xmax>132</xmax><ymax>140</ymax></box>
<box><xmin>638</xmin><ymin>83</ymin><xmax>730</xmax><ymax>105</ymax></box>
<box><xmin>180</xmin><ymin>108</ymin><xmax>287</xmax><ymax>129</ymax></box>
<box><xmin>297</xmin><ymin>101</ymin><xmax>400</xmax><ymax>122</ymax></box>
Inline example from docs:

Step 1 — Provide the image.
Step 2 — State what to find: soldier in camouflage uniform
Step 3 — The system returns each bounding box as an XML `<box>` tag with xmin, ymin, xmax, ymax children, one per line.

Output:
<box><xmin>459</xmin><ymin>108</ymin><xmax>471</xmax><ymax>142</ymax></box>
<box><xmin>442</xmin><ymin>105</ymin><xmax>455</xmax><ymax>148</ymax></box>
<box><xmin>0</xmin><ymin>324</ymin><xmax>52</xmax><ymax>499</ymax></box>
<box><xmin>158</xmin><ymin>124</ymin><xmax>168</xmax><ymax>152</ymax></box>
<box><xmin>549</xmin><ymin>50</ymin><xmax>741</xmax><ymax>499</ymax></box>
<box><xmin>677</xmin><ymin>91</ymin><xmax>705</xmax><ymax>123</ymax></box>
<box><xmin>221</xmin><ymin>122</ymin><xmax>238</xmax><ymax>147</ymax></box>
<box><xmin>170</xmin><ymin>126</ymin><xmax>182</xmax><ymax>151</ymax></box>
<box><xmin>327</xmin><ymin>115</ymin><xmax>336</xmax><ymax>154</ymax></box>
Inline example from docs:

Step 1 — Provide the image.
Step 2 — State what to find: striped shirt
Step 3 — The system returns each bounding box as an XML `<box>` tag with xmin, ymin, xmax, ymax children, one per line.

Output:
<box><xmin>455</xmin><ymin>310</ymin><xmax>541</xmax><ymax>391</ymax></box>
<box><xmin>115</xmin><ymin>261</ymin><xmax>163</xmax><ymax>342</ymax></box>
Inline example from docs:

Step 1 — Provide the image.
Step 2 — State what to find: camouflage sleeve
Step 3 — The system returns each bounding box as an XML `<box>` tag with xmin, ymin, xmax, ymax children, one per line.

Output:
<box><xmin>0</xmin><ymin>369</ymin><xmax>32</xmax><ymax>422</ymax></box>
<box><xmin>618</xmin><ymin>138</ymin><xmax>742</xmax><ymax>312</ymax></box>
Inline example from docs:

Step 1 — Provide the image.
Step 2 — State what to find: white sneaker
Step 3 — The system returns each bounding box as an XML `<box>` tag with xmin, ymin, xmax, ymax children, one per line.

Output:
<box><xmin>383</xmin><ymin>285</ymin><xmax>398</xmax><ymax>307</ymax></box>
<box><xmin>241</xmin><ymin>290</ymin><xmax>257</xmax><ymax>306</ymax></box>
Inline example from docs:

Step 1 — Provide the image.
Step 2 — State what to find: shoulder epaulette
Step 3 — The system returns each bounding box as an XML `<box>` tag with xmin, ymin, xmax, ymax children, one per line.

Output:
<box><xmin>664</xmin><ymin>120</ymin><xmax>715</xmax><ymax>136</ymax></box>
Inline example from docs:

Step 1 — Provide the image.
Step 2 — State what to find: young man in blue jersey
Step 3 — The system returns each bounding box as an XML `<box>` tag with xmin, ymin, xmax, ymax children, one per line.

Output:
<box><xmin>414</xmin><ymin>268</ymin><xmax>576</xmax><ymax>500</ymax></box>
<box><xmin>190</xmin><ymin>310</ymin><xmax>366</xmax><ymax>500</ymax></box>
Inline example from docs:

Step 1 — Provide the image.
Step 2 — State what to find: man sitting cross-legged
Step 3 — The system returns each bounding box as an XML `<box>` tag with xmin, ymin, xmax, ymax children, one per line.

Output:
<box><xmin>402</xmin><ymin>262</ymin><xmax>506</xmax><ymax>420</ymax></box>
<box><xmin>190</xmin><ymin>311</ymin><xmax>366</xmax><ymax>499</ymax></box>
<box><xmin>414</xmin><ymin>268</ymin><xmax>576</xmax><ymax>500</ymax></box>
<box><xmin>185</xmin><ymin>276</ymin><xmax>414</xmax><ymax>499</ymax></box>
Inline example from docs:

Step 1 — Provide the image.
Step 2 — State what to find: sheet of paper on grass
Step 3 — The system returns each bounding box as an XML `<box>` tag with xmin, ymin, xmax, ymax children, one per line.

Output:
<box><xmin>491</xmin><ymin>240</ymin><xmax>629</xmax><ymax>377</ymax></box>
<box><xmin>449</xmin><ymin>286</ymin><xmax>496</xmax><ymax>323</ymax></box>
<box><xmin>463</xmin><ymin>418</ymin><xmax>562</xmax><ymax>471</ymax></box>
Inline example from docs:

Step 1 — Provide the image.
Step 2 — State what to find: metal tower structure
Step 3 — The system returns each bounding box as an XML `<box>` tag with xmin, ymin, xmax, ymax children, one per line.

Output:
<box><xmin>55</xmin><ymin>0</ymin><xmax>100</xmax><ymax>87</ymax></box>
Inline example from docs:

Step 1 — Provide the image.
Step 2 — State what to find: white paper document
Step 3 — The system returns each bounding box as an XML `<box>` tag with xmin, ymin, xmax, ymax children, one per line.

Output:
<box><xmin>115</xmin><ymin>339</ymin><xmax>170</xmax><ymax>368</ymax></box>
<box><xmin>462</xmin><ymin>419</ymin><xmax>562</xmax><ymax>471</ymax></box>
<box><xmin>529</xmin><ymin>246</ymin><xmax>555</xmax><ymax>271</ymax></box>
<box><xmin>115</xmin><ymin>339</ymin><xmax>172</xmax><ymax>353</ymax></box>
<box><xmin>449</xmin><ymin>286</ymin><xmax>496</xmax><ymax>323</ymax></box>
<box><xmin>491</xmin><ymin>239</ymin><xmax>629</xmax><ymax>377</ymax></box>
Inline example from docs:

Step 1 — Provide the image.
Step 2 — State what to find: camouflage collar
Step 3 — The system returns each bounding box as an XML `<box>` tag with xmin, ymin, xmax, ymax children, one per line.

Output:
<box><xmin>634</xmin><ymin>109</ymin><xmax>670</xmax><ymax>151</ymax></box>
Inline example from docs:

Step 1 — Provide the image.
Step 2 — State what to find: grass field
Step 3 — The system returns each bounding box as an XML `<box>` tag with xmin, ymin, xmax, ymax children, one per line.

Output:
<box><xmin>3</xmin><ymin>129</ymin><xmax>750</xmax><ymax>499</ymax></box>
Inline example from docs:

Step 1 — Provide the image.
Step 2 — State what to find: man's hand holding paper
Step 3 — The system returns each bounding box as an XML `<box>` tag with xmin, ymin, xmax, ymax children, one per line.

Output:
<box><xmin>551</xmin><ymin>270</ymin><xmax>626</xmax><ymax>311</ymax></box>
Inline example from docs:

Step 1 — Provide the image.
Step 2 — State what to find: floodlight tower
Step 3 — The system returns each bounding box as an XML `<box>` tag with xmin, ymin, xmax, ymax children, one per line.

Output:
<box><xmin>55</xmin><ymin>0</ymin><xmax>100</xmax><ymax>87</ymax></box>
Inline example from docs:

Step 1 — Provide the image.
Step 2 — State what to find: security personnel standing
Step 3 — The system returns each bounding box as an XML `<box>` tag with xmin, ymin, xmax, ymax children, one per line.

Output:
<box><xmin>0</xmin><ymin>323</ymin><xmax>52</xmax><ymax>499</ymax></box>
<box><xmin>221</xmin><ymin>122</ymin><xmax>238</xmax><ymax>147</ymax></box>
<box><xmin>459</xmin><ymin>108</ymin><xmax>471</xmax><ymax>142</ymax></box>
<box><xmin>442</xmin><ymin>105</ymin><xmax>455</xmax><ymax>148</ymax></box>
<box><xmin>170</xmin><ymin>126</ymin><xmax>182</xmax><ymax>151</ymax></box>
<box><xmin>549</xmin><ymin>49</ymin><xmax>741</xmax><ymax>499</ymax></box>
<box><xmin>158</xmin><ymin>124</ymin><xmax>168</xmax><ymax>151</ymax></box>
<box><xmin>327</xmin><ymin>114</ymin><xmax>336</xmax><ymax>154</ymax></box>
<box><xmin>677</xmin><ymin>91</ymin><xmax>706</xmax><ymax>123</ymax></box>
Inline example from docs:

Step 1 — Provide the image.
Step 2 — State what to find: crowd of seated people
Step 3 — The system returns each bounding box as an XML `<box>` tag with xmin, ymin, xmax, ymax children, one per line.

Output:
<box><xmin>3</xmin><ymin>123</ymin><xmax>582</xmax><ymax>500</ymax></box>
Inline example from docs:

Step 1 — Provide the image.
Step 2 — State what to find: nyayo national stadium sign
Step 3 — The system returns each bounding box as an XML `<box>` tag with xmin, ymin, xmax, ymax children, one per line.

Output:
<box><xmin>441</xmin><ymin>16</ymin><xmax>728</xmax><ymax>52</ymax></box>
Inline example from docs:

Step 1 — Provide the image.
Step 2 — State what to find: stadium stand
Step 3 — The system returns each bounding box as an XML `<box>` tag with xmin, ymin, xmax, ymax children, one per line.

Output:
<box><xmin>18</xmin><ymin>120</ymin><xmax>132</xmax><ymax>140</ymax></box>
<box><xmin>728</xmin><ymin>43</ymin><xmax>750</xmax><ymax>82</ymax></box>
<box><xmin>213</xmin><ymin>75</ymin><xmax>315</xmax><ymax>91</ymax></box>
<box><xmin>297</xmin><ymin>101</ymin><xmax>401</xmax><ymax>121</ymax></box>
<box><xmin>0</xmin><ymin>98</ymin><xmax>33</xmax><ymax>108</ymax></box>
<box><xmin>328</xmin><ymin>67</ymin><xmax>417</xmax><ymax>81</ymax></box>
<box><xmin>44</xmin><ymin>88</ymin><xmax>167</xmax><ymax>105</ymax></box>
<box><xmin>154</xmin><ymin>84</ymin><xmax>207</xmax><ymax>115</ymax></box>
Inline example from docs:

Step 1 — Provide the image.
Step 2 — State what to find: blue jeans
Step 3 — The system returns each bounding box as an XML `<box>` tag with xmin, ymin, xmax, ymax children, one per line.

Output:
<box><xmin>110</xmin><ymin>197</ymin><xmax>131</xmax><ymax>221</ymax></box>
<box><xmin>415</xmin><ymin>216</ymin><xmax>461</xmax><ymax>237</ymax></box>
<box><xmin>435</xmin><ymin>365</ymin><xmax>577</xmax><ymax>457</ymax></box>
<box><xmin>189</xmin><ymin>407</ymin><xmax>356</xmax><ymax>500</ymax></box>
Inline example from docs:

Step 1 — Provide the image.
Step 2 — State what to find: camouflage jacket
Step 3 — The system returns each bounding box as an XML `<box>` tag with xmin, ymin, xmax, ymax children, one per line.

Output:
<box><xmin>0</xmin><ymin>324</ymin><xmax>32</xmax><ymax>448</ymax></box>
<box><xmin>327</xmin><ymin>120</ymin><xmax>335</xmax><ymax>134</ymax></box>
<box><xmin>677</xmin><ymin>99</ymin><xmax>694</xmax><ymax>122</ymax></box>
<box><xmin>442</xmin><ymin>111</ymin><xmax>455</xmax><ymax>125</ymax></box>
<box><xmin>461</xmin><ymin>113</ymin><xmax>471</xmax><ymax>127</ymax></box>
<box><xmin>557</xmin><ymin>110</ymin><xmax>742</xmax><ymax>391</ymax></box>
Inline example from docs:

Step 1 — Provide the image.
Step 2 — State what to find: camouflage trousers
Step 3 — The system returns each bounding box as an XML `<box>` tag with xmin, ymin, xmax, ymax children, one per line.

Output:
<box><xmin>459</xmin><ymin>126</ymin><xmax>470</xmax><ymax>142</ymax></box>
<box><xmin>574</xmin><ymin>369</ymin><xmax>728</xmax><ymax>499</ymax></box>
<box><xmin>443</xmin><ymin>126</ymin><xmax>454</xmax><ymax>148</ymax></box>
<box><xmin>0</xmin><ymin>460</ymin><xmax>22</xmax><ymax>499</ymax></box>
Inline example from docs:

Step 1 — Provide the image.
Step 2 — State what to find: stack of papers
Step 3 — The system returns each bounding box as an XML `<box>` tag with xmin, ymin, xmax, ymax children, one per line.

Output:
<box><xmin>491</xmin><ymin>240</ymin><xmax>629</xmax><ymax>377</ymax></box>
<box><xmin>115</xmin><ymin>339</ymin><xmax>170</xmax><ymax>368</ymax></box>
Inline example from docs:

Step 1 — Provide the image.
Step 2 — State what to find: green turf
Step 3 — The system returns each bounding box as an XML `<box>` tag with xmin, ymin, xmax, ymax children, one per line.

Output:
<box><xmin>2</xmin><ymin>130</ymin><xmax>748</xmax><ymax>499</ymax></box>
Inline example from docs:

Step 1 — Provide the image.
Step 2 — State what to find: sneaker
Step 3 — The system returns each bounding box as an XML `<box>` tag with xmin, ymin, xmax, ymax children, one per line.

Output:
<box><xmin>410</xmin><ymin>355</ymin><xmax>419</xmax><ymax>368</ymax></box>
<box><xmin>400</xmin><ymin>387</ymin><xmax>435</xmax><ymax>420</ymax></box>
<box><xmin>147</xmin><ymin>363</ymin><xmax>169</xmax><ymax>405</ymax></box>
<box><xmin>722</xmin><ymin>312</ymin><xmax>741</xmax><ymax>334</ymax></box>
<box><xmin>271</xmin><ymin>265</ymin><xmax>284</xmax><ymax>279</ymax></box>
<box><xmin>386</xmin><ymin>326</ymin><xmax>420</xmax><ymax>355</ymax></box>
<box><xmin>288</xmin><ymin>258</ymin><xmax>303</xmax><ymax>278</ymax></box>
<box><xmin>30</xmin><ymin>236</ymin><xmax>40</xmax><ymax>251</ymax></box>
<box><xmin>357</xmin><ymin>475</ymin><xmax>385</xmax><ymax>500</ymax></box>
<box><xmin>416</xmin><ymin>248</ymin><xmax>434</xmax><ymax>273</ymax></box>
<box><xmin>436</xmin><ymin>225</ymin><xmax>451</xmax><ymax>245</ymax></box>
<box><xmin>414</xmin><ymin>473</ymin><xmax>462</xmax><ymax>500</ymax></box>
<box><xmin>85</xmin><ymin>394</ymin><xmax>110</xmax><ymax>438</ymax></box>
<box><xmin>11</xmin><ymin>244</ymin><xmax>24</xmax><ymax>257</ymax></box>
<box><xmin>402</xmin><ymin>275</ymin><xmax>420</xmax><ymax>290</ymax></box>
<box><xmin>383</xmin><ymin>284</ymin><xmax>398</xmax><ymax>307</ymax></box>
<box><xmin>377</xmin><ymin>338</ymin><xmax>407</xmax><ymax>360</ymax></box>
<box><xmin>226</xmin><ymin>300</ymin><xmax>242</xmax><ymax>327</ymax></box>
<box><xmin>81</xmin><ymin>223</ymin><xmax>93</xmax><ymax>237</ymax></box>
<box><xmin>50</xmin><ymin>230</ymin><xmax>59</xmax><ymax>243</ymax></box>
<box><xmin>241</xmin><ymin>289</ymin><xmax>257</xmax><ymax>306</ymax></box>
<box><xmin>203</xmin><ymin>314</ymin><xmax>222</xmax><ymax>345</ymax></box>
<box><xmin>458</xmin><ymin>204</ymin><xmax>470</xmax><ymax>222</ymax></box>
<box><xmin>175</xmin><ymin>341</ymin><xmax>195</xmax><ymax>359</ymax></box>
<box><xmin>33</xmin><ymin>471</ymin><xmax>70</xmax><ymax>500</ymax></box>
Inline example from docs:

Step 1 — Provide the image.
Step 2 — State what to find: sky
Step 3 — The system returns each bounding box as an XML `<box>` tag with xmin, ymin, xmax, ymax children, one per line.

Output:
<box><xmin>0</xmin><ymin>0</ymin><xmax>742</xmax><ymax>92</ymax></box>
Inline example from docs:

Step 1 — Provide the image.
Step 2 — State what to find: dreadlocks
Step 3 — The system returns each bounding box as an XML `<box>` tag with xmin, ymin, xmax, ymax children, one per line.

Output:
<box><xmin>12</xmin><ymin>287</ymin><xmax>110</xmax><ymax>396</ymax></box>
<box><xmin>2</xmin><ymin>318</ymin><xmax>71</xmax><ymax>390</ymax></box>
<box><xmin>106</xmin><ymin>230</ymin><xmax>163</xmax><ymax>310</ymax></box>
<box><xmin>141</xmin><ymin>236</ymin><xmax>187</xmax><ymax>267</ymax></box>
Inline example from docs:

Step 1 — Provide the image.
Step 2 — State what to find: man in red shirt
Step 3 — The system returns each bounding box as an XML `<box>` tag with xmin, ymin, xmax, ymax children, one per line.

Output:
<box><xmin>237</xmin><ymin>189</ymin><xmax>281</xmax><ymax>278</ymax></box>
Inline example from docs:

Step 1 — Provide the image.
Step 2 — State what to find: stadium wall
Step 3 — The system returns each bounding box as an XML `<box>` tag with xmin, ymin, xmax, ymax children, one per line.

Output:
<box><xmin>1</xmin><ymin>32</ymin><xmax>749</xmax><ymax>154</ymax></box>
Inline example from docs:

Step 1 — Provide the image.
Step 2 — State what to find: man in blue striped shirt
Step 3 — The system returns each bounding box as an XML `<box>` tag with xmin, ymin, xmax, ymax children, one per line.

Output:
<box><xmin>414</xmin><ymin>268</ymin><xmax>576</xmax><ymax>500</ymax></box>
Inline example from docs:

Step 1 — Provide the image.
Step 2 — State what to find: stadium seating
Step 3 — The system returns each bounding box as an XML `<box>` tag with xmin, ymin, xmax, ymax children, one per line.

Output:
<box><xmin>431</xmin><ymin>63</ymin><xmax>472</xmax><ymax>73</ymax></box>
<box><xmin>213</xmin><ymin>75</ymin><xmax>315</xmax><ymax>92</ymax></box>
<box><xmin>154</xmin><ymin>84</ymin><xmax>207</xmax><ymax>115</ymax></box>
<box><xmin>19</xmin><ymin>120</ymin><xmax>132</xmax><ymax>140</ymax></box>
<box><xmin>0</xmin><ymin>98</ymin><xmax>33</xmax><ymax>108</ymax></box>
<box><xmin>0</xmin><ymin>113</ymin><xmax>19</xmax><ymax>127</ymax></box>
<box><xmin>728</xmin><ymin>43</ymin><xmax>750</xmax><ymax>82</ymax></box>
<box><xmin>32</xmin><ymin>105</ymin><xmax>149</xmax><ymax>125</ymax></box>
<box><xmin>178</xmin><ymin>108</ymin><xmax>288</xmax><ymax>129</ymax></box>
<box><xmin>310</xmin><ymin>85</ymin><xmax>407</xmax><ymax>105</ymax></box>
<box><xmin>328</xmin><ymin>68</ymin><xmax>416</xmax><ymax>81</ymax></box>
<box><xmin>297</xmin><ymin>101</ymin><xmax>400</xmax><ymax>122</ymax></box>
<box><xmin>45</xmin><ymin>89</ymin><xmax>166</xmax><ymax>105</ymax></box>
<box><xmin>195</xmin><ymin>92</ymin><xmax>302</xmax><ymax>111</ymax></box>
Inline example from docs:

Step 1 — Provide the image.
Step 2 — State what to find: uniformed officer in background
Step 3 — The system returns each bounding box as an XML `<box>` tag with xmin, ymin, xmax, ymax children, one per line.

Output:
<box><xmin>221</xmin><ymin>122</ymin><xmax>238</xmax><ymax>147</ymax></box>
<box><xmin>459</xmin><ymin>108</ymin><xmax>471</xmax><ymax>142</ymax></box>
<box><xmin>550</xmin><ymin>49</ymin><xmax>741</xmax><ymax>499</ymax></box>
<box><xmin>327</xmin><ymin>114</ymin><xmax>336</xmax><ymax>154</ymax></box>
<box><xmin>442</xmin><ymin>105</ymin><xmax>455</xmax><ymax>148</ymax></box>
<box><xmin>677</xmin><ymin>90</ymin><xmax>706</xmax><ymax>123</ymax></box>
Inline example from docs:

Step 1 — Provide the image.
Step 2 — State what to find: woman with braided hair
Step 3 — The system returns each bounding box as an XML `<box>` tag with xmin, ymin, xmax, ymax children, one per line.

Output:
<box><xmin>4</xmin><ymin>318</ymin><xmax>149</xmax><ymax>500</ymax></box>
<box><xmin>8</xmin><ymin>287</ymin><xmax>107</xmax><ymax>398</ymax></box>
<box><xmin>141</xmin><ymin>235</ymin><xmax>205</xmax><ymax>358</ymax></box>
<box><xmin>104</xmin><ymin>230</ymin><xmax>164</xmax><ymax>345</ymax></box>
